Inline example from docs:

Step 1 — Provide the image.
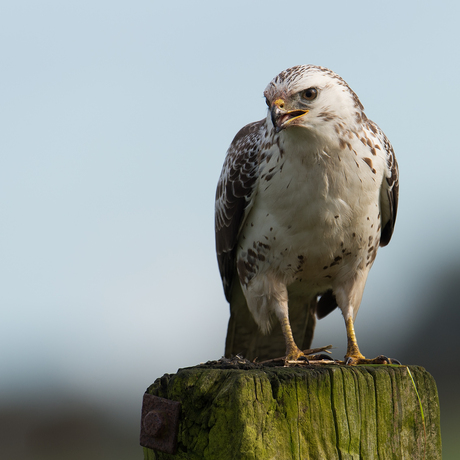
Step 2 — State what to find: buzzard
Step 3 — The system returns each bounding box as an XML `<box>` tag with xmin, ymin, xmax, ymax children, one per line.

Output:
<box><xmin>215</xmin><ymin>65</ymin><xmax>399</xmax><ymax>364</ymax></box>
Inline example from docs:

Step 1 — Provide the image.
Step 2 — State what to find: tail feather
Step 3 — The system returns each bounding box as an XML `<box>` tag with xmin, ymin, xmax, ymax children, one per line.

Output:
<box><xmin>224</xmin><ymin>283</ymin><xmax>317</xmax><ymax>361</ymax></box>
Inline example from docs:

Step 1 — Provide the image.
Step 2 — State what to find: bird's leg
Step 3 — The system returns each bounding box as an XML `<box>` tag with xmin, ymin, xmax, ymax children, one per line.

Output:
<box><xmin>345</xmin><ymin>317</ymin><xmax>365</xmax><ymax>364</ymax></box>
<box><xmin>344</xmin><ymin>317</ymin><xmax>400</xmax><ymax>365</ymax></box>
<box><xmin>279</xmin><ymin>316</ymin><xmax>307</xmax><ymax>361</ymax></box>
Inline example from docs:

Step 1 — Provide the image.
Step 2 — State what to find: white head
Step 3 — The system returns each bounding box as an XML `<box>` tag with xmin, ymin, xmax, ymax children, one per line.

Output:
<box><xmin>264</xmin><ymin>65</ymin><xmax>367</xmax><ymax>136</ymax></box>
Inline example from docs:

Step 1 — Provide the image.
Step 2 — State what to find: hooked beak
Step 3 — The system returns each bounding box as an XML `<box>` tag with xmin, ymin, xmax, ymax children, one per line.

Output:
<box><xmin>270</xmin><ymin>99</ymin><xmax>309</xmax><ymax>133</ymax></box>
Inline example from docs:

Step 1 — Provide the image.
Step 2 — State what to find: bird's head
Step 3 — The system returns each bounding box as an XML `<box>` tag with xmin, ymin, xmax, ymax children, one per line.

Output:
<box><xmin>264</xmin><ymin>65</ymin><xmax>366</xmax><ymax>135</ymax></box>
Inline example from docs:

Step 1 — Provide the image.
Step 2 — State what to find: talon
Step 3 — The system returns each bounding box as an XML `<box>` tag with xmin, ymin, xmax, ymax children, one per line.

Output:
<box><xmin>285</xmin><ymin>346</ymin><xmax>310</xmax><ymax>364</ymax></box>
<box><xmin>344</xmin><ymin>354</ymin><xmax>401</xmax><ymax>365</ymax></box>
<box><xmin>374</xmin><ymin>355</ymin><xmax>401</xmax><ymax>365</ymax></box>
<box><xmin>285</xmin><ymin>350</ymin><xmax>309</xmax><ymax>363</ymax></box>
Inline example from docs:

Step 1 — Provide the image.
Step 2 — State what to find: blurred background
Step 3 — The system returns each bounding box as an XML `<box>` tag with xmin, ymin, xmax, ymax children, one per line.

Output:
<box><xmin>1</xmin><ymin>1</ymin><xmax>459</xmax><ymax>458</ymax></box>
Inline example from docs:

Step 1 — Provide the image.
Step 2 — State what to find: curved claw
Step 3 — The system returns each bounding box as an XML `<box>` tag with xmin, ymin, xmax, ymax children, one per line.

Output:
<box><xmin>345</xmin><ymin>354</ymin><xmax>402</xmax><ymax>366</ymax></box>
<box><xmin>373</xmin><ymin>355</ymin><xmax>402</xmax><ymax>365</ymax></box>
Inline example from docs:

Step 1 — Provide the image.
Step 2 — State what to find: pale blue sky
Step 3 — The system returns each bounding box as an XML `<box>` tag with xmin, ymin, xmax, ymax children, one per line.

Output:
<box><xmin>1</xmin><ymin>0</ymin><xmax>459</xmax><ymax>417</ymax></box>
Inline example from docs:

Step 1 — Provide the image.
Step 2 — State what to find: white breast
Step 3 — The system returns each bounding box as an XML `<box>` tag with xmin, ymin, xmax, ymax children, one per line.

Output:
<box><xmin>237</xmin><ymin>129</ymin><xmax>385</xmax><ymax>290</ymax></box>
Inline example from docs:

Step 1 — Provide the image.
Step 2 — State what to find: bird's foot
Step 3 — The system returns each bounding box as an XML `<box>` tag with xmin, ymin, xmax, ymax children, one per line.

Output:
<box><xmin>285</xmin><ymin>346</ymin><xmax>310</xmax><ymax>364</ymax></box>
<box><xmin>258</xmin><ymin>345</ymin><xmax>333</xmax><ymax>366</ymax></box>
<box><xmin>344</xmin><ymin>354</ymin><xmax>401</xmax><ymax>366</ymax></box>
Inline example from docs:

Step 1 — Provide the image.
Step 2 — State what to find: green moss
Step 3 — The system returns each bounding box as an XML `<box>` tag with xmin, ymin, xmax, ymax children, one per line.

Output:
<box><xmin>144</xmin><ymin>365</ymin><xmax>441</xmax><ymax>460</ymax></box>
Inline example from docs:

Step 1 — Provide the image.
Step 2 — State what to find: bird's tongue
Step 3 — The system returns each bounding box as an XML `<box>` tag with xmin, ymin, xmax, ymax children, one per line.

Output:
<box><xmin>280</xmin><ymin>114</ymin><xmax>292</xmax><ymax>125</ymax></box>
<box><xmin>281</xmin><ymin>111</ymin><xmax>306</xmax><ymax>125</ymax></box>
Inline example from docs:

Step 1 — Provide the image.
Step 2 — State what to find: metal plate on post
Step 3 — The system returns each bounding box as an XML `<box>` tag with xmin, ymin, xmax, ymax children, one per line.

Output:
<box><xmin>140</xmin><ymin>393</ymin><xmax>181</xmax><ymax>454</ymax></box>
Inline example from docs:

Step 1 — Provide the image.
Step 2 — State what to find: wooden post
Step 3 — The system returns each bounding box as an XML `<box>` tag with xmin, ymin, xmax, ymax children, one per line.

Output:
<box><xmin>141</xmin><ymin>363</ymin><xmax>441</xmax><ymax>459</ymax></box>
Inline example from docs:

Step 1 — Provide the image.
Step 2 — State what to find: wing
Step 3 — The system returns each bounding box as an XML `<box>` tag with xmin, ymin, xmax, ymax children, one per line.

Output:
<box><xmin>215</xmin><ymin>120</ymin><xmax>264</xmax><ymax>301</ymax></box>
<box><xmin>378</xmin><ymin>127</ymin><xmax>399</xmax><ymax>247</ymax></box>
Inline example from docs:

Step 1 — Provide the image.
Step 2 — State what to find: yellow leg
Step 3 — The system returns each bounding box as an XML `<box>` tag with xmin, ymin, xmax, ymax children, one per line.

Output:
<box><xmin>345</xmin><ymin>317</ymin><xmax>365</xmax><ymax>362</ymax></box>
<box><xmin>280</xmin><ymin>316</ymin><xmax>304</xmax><ymax>361</ymax></box>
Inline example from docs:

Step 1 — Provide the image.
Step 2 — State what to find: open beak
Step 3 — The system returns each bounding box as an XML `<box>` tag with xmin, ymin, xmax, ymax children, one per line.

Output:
<box><xmin>270</xmin><ymin>99</ymin><xmax>309</xmax><ymax>133</ymax></box>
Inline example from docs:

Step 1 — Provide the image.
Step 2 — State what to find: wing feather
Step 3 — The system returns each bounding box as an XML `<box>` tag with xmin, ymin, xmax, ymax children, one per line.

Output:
<box><xmin>366</xmin><ymin>120</ymin><xmax>399</xmax><ymax>247</ymax></box>
<box><xmin>379</xmin><ymin>131</ymin><xmax>399</xmax><ymax>247</ymax></box>
<box><xmin>215</xmin><ymin>120</ymin><xmax>264</xmax><ymax>300</ymax></box>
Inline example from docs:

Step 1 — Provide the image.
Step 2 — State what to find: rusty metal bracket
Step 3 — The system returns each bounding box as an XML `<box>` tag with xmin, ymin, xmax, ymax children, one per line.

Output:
<box><xmin>140</xmin><ymin>393</ymin><xmax>181</xmax><ymax>454</ymax></box>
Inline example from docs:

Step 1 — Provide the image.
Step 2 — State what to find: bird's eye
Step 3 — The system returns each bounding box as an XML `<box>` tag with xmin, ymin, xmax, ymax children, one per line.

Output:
<box><xmin>302</xmin><ymin>88</ymin><xmax>318</xmax><ymax>101</ymax></box>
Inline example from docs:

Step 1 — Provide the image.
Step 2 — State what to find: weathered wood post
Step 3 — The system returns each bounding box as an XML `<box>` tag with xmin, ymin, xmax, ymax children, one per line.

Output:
<box><xmin>140</xmin><ymin>360</ymin><xmax>441</xmax><ymax>459</ymax></box>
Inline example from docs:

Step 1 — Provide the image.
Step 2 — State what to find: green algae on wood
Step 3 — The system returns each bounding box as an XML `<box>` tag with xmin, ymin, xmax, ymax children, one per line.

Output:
<box><xmin>143</xmin><ymin>364</ymin><xmax>441</xmax><ymax>460</ymax></box>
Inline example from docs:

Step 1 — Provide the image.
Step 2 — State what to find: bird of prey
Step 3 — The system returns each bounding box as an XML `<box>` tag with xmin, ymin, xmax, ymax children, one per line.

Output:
<box><xmin>215</xmin><ymin>65</ymin><xmax>399</xmax><ymax>364</ymax></box>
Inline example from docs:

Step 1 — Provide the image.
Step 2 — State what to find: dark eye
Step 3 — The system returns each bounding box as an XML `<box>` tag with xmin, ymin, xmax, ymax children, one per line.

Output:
<box><xmin>302</xmin><ymin>87</ymin><xmax>318</xmax><ymax>101</ymax></box>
